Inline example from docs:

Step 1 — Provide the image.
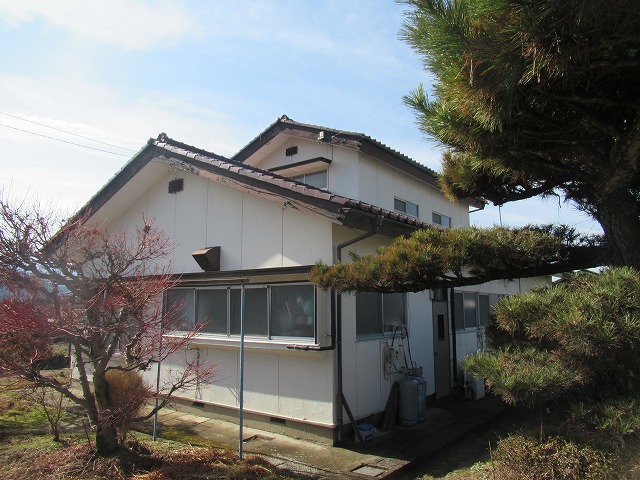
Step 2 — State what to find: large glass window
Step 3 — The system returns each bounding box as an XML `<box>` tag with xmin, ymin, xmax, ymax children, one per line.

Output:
<box><xmin>356</xmin><ymin>292</ymin><xmax>406</xmax><ymax>336</ymax></box>
<box><xmin>230</xmin><ymin>287</ymin><xmax>268</xmax><ymax>336</ymax></box>
<box><xmin>166</xmin><ymin>289</ymin><xmax>194</xmax><ymax>331</ymax></box>
<box><xmin>270</xmin><ymin>284</ymin><xmax>315</xmax><ymax>337</ymax></box>
<box><xmin>167</xmin><ymin>283</ymin><xmax>315</xmax><ymax>340</ymax></box>
<box><xmin>196</xmin><ymin>289</ymin><xmax>227</xmax><ymax>334</ymax></box>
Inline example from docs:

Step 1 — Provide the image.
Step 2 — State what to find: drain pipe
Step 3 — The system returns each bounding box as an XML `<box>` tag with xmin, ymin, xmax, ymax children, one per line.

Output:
<box><xmin>335</xmin><ymin>215</ymin><xmax>384</xmax><ymax>444</ymax></box>
<box><xmin>449</xmin><ymin>287</ymin><xmax>458</xmax><ymax>383</ymax></box>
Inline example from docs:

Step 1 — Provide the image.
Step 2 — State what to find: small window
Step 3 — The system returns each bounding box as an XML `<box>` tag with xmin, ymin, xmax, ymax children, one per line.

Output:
<box><xmin>453</xmin><ymin>292</ymin><xmax>464</xmax><ymax>330</ymax></box>
<box><xmin>394</xmin><ymin>197</ymin><xmax>419</xmax><ymax>218</ymax></box>
<box><xmin>454</xmin><ymin>292</ymin><xmax>495</xmax><ymax>330</ymax></box>
<box><xmin>437</xmin><ymin>314</ymin><xmax>446</xmax><ymax>340</ymax></box>
<box><xmin>478</xmin><ymin>294</ymin><xmax>491</xmax><ymax>326</ymax></box>
<box><xmin>292</xmin><ymin>170</ymin><xmax>328</xmax><ymax>189</ymax></box>
<box><xmin>168</xmin><ymin>178</ymin><xmax>184</xmax><ymax>194</ymax></box>
<box><xmin>356</xmin><ymin>292</ymin><xmax>406</xmax><ymax>336</ymax></box>
<box><xmin>432</xmin><ymin>212</ymin><xmax>451</xmax><ymax>227</ymax></box>
<box><xmin>463</xmin><ymin>293</ymin><xmax>477</xmax><ymax>329</ymax></box>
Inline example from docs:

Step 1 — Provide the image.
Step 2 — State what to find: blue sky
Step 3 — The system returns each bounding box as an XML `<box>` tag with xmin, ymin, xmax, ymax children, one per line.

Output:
<box><xmin>0</xmin><ymin>1</ymin><xmax>600</xmax><ymax>233</ymax></box>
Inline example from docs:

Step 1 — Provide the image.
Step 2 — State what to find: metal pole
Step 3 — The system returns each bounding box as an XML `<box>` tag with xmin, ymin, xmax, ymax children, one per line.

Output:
<box><xmin>152</xmin><ymin>298</ymin><xmax>165</xmax><ymax>441</ymax></box>
<box><xmin>238</xmin><ymin>281</ymin><xmax>246</xmax><ymax>459</ymax></box>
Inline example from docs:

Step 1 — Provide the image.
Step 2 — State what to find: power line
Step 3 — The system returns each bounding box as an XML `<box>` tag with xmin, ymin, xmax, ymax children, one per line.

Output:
<box><xmin>0</xmin><ymin>122</ymin><xmax>131</xmax><ymax>157</ymax></box>
<box><xmin>0</xmin><ymin>110</ymin><xmax>138</xmax><ymax>152</ymax></box>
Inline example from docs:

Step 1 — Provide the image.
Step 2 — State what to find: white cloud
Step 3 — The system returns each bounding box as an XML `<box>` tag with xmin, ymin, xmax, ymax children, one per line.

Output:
<box><xmin>0</xmin><ymin>0</ymin><xmax>200</xmax><ymax>50</ymax></box>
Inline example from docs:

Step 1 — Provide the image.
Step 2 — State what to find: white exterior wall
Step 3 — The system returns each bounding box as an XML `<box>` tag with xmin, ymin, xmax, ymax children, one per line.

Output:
<box><xmin>356</xmin><ymin>152</ymin><xmax>469</xmax><ymax>227</ymax></box>
<box><xmin>111</xmin><ymin>168</ymin><xmax>334</xmax><ymax>272</ymax></box>
<box><xmin>340</xmin><ymin>289</ymin><xmax>435</xmax><ymax>420</ymax></box>
<box><xmin>332</xmin><ymin>227</ymin><xmax>436</xmax><ymax>419</ymax></box>
<box><xmin>101</xmin><ymin>164</ymin><xmax>338</xmax><ymax>427</ymax></box>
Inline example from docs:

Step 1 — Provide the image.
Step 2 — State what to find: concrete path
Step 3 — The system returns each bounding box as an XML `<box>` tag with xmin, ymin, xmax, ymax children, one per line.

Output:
<box><xmin>137</xmin><ymin>395</ymin><xmax>509</xmax><ymax>479</ymax></box>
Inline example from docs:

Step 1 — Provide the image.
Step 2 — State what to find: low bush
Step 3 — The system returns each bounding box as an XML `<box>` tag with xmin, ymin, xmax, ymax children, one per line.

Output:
<box><xmin>489</xmin><ymin>434</ymin><xmax>614</xmax><ymax>479</ymax></box>
<box><xmin>104</xmin><ymin>369</ymin><xmax>151</xmax><ymax>443</ymax></box>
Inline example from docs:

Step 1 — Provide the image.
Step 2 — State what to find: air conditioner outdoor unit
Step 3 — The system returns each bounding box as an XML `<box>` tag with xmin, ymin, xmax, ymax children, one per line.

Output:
<box><xmin>465</xmin><ymin>374</ymin><xmax>485</xmax><ymax>400</ymax></box>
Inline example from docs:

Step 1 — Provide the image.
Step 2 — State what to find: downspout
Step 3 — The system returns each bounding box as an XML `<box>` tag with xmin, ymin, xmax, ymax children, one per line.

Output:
<box><xmin>335</xmin><ymin>214</ymin><xmax>384</xmax><ymax>444</ymax></box>
<box><xmin>449</xmin><ymin>287</ymin><xmax>458</xmax><ymax>383</ymax></box>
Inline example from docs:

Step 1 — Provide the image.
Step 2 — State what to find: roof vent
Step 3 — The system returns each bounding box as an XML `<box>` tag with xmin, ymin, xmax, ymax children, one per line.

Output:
<box><xmin>168</xmin><ymin>178</ymin><xmax>184</xmax><ymax>194</ymax></box>
<box><xmin>285</xmin><ymin>146</ymin><xmax>298</xmax><ymax>157</ymax></box>
<box><xmin>192</xmin><ymin>246</ymin><xmax>221</xmax><ymax>272</ymax></box>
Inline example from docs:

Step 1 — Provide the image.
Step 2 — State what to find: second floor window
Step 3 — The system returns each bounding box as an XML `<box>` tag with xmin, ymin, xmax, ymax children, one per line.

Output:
<box><xmin>394</xmin><ymin>197</ymin><xmax>419</xmax><ymax>218</ymax></box>
<box><xmin>432</xmin><ymin>212</ymin><xmax>451</xmax><ymax>227</ymax></box>
<box><xmin>291</xmin><ymin>170</ymin><xmax>328</xmax><ymax>189</ymax></box>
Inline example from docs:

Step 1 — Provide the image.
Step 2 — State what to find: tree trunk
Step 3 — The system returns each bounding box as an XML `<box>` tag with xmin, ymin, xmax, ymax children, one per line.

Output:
<box><xmin>92</xmin><ymin>368</ymin><xmax>120</xmax><ymax>456</ymax></box>
<box><xmin>595</xmin><ymin>189</ymin><xmax>640</xmax><ymax>269</ymax></box>
<box><xmin>95</xmin><ymin>424</ymin><xmax>119</xmax><ymax>456</ymax></box>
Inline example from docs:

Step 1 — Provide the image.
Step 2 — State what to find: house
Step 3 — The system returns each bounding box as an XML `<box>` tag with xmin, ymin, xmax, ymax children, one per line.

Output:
<box><xmin>76</xmin><ymin>115</ymin><xmax>548</xmax><ymax>444</ymax></box>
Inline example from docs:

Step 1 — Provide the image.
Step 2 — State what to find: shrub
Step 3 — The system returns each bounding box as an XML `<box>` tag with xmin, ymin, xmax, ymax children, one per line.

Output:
<box><xmin>489</xmin><ymin>435</ymin><xmax>614</xmax><ymax>479</ymax></box>
<box><xmin>104</xmin><ymin>369</ymin><xmax>151</xmax><ymax>443</ymax></box>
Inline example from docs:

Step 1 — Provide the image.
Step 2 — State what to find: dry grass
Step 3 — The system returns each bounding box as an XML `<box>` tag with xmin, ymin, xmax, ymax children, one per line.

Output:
<box><xmin>0</xmin><ymin>434</ymin><xmax>300</xmax><ymax>480</ymax></box>
<box><xmin>0</xmin><ymin>375</ymin><xmax>301</xmax><ymax>480</ymax></box>
<box><xmin>411</xmin><ymin>406</ymin><xmax>640</xmax><ymax>480</ymax></box>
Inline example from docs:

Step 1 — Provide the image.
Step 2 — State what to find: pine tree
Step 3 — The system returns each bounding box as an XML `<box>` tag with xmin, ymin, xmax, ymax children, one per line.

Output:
<box><xmin>401</xmin><ymin>0</ymin><xmax>640</xmax><ymax>267</ymax></box>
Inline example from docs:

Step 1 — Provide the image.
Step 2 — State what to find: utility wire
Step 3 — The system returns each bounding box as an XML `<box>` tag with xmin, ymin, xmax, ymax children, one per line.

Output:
<box><xmin>0</xmin><ymin>110</ymin><xmax>138</xmax><ymax>152</ymax></box>
<box><xmin>0</xmin><ymin>122</ymin><xmax>131</xmax><ymax>157</ymax></box>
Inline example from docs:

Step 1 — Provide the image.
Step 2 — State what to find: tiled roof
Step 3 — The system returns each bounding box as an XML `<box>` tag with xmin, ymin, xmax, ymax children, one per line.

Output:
<box><xmin>153</xmin><ymin>134</ymin><xmax>431</xmax><ymax>234</ymax></box>
<box><xmin>232</xmin><ymin>115</ymin><xmax>441</xmax><ymax>187</ymax></box>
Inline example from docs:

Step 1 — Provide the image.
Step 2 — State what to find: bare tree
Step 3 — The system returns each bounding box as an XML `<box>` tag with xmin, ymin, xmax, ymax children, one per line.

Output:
<box><xmin>0</xmin><ymin>193</ymin><xmax>217</xmax><ymax>455</ymax></box>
